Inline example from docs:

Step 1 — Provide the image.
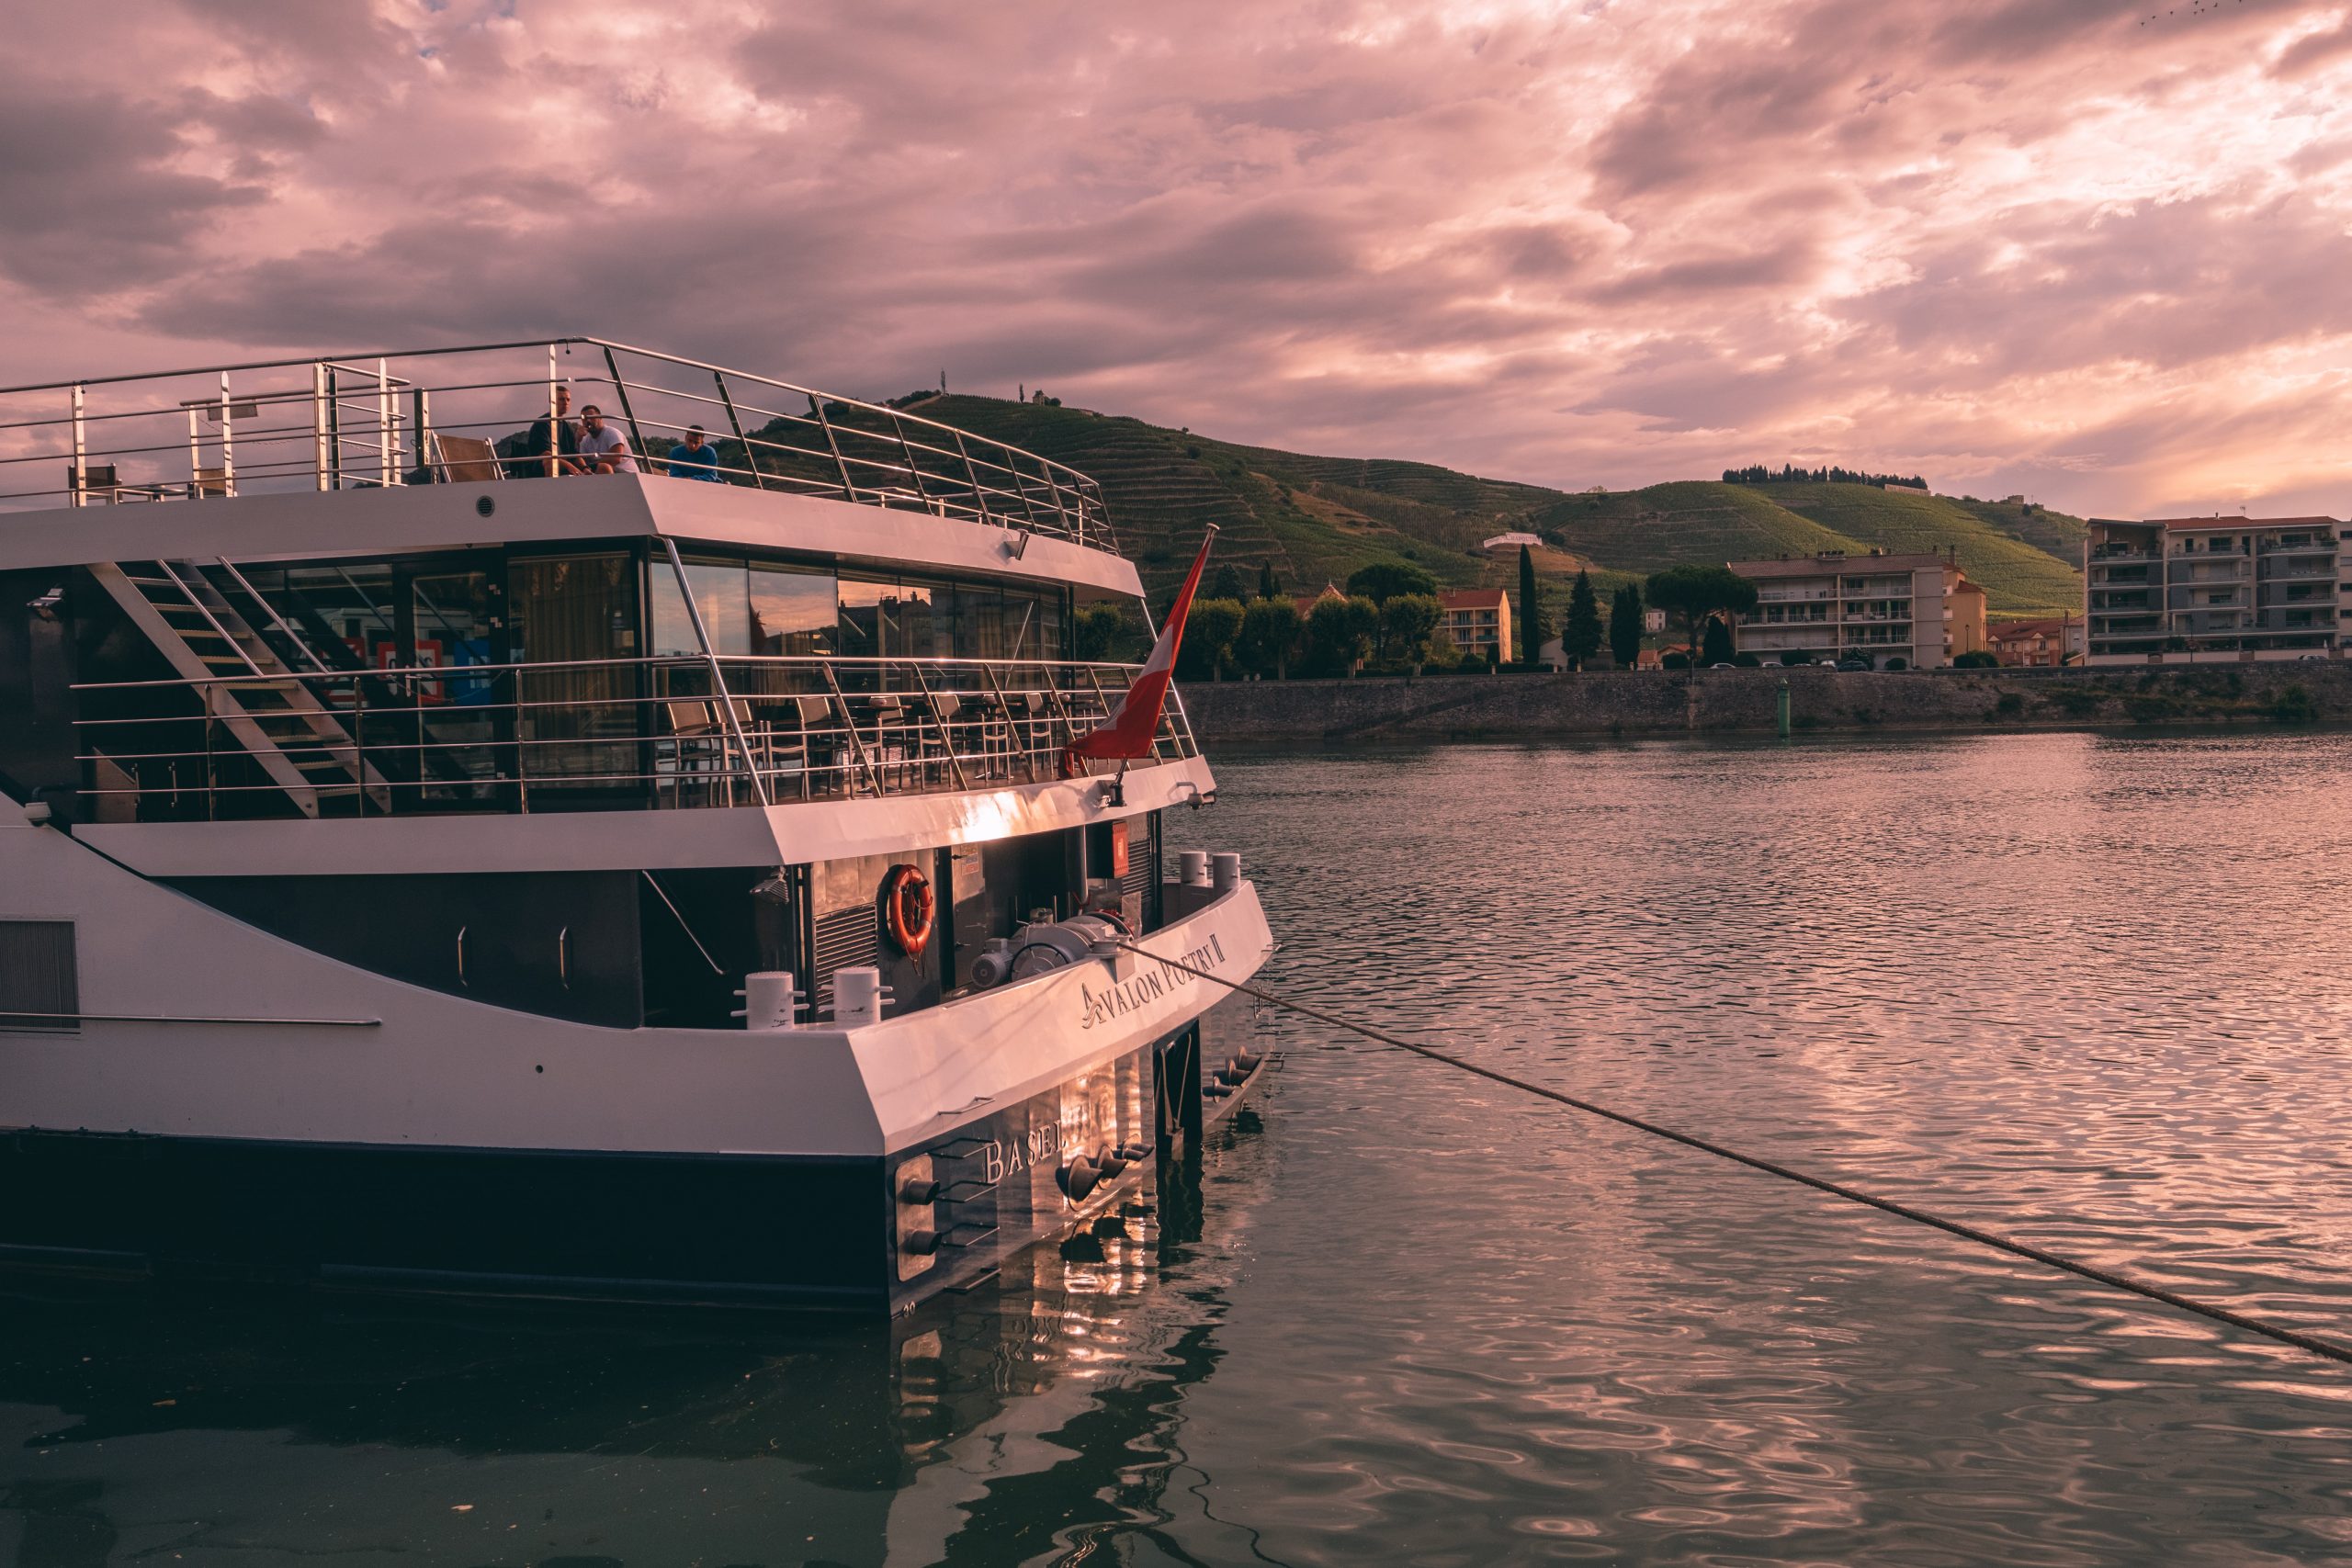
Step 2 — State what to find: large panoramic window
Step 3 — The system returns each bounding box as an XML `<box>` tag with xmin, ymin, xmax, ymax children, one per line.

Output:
<box><xmin>751</xmin><ymin>564</ymin><xmax>835</xmax><ymax>658</ymax></box>
<box><xmin>649</xmin><ymin>558</ymin><xmax>754</xmax><ymax>658</ymax></box>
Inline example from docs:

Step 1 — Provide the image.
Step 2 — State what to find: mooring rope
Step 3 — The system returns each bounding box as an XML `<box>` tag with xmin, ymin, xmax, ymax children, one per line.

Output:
<box><xmin>1114</xmin><ymin>939</ymin><xmax>2352</xmax><ymax>1370</ymax></box>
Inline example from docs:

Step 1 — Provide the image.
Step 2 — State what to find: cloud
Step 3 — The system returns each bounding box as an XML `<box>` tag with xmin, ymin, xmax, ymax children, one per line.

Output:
<box><xmin>0</xmin><ymin>85</ymin><xmax>266</xmax><ymax>297</ymax></box>
<box><xmin>4</xmin><ymin>0</ymin><xmax>2352</xmax><ymax>522</ymax></box>
<box><xmin>2275</xmin><ymin>10</ymin><xmax>2352</xmax><ymax>74</ymax></box>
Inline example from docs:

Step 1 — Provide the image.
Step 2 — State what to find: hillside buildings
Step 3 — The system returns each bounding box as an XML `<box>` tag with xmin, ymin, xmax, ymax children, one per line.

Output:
<box><xmin>1480</xmin><ymin>531</ymin><xmax>1544</xmax><ymax>554</ymax></box>
<box><xmin>1726</xmin><ymin>548</ymin><xmax>1981</xmax><ymax>669</ymax></box>
<box><xmin>2085</xmin><ymin>517</ymin><xmax>2346</xmax><ymax>664</ymax></box>
<box><xmin>1439</xmin><ymin>588</ymin><xmax>1512</xmax><ymax>662</ymax></box>
<box><xmin>1987</xmin><ymin>615</ymin><xmax>2083</xmax><ymax>667</ymax></box>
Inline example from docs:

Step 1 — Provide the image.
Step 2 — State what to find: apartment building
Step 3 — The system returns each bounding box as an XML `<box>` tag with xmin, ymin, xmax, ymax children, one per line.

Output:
<box><xmin>2085</xmin><ymin>516</ymin><xmax>2346</xmax><ymax>664</ymax></box>
<box><xmin>1727</xmin><ymin>548</ymin><xmax>1973</xmax><ymax>668</ymax></box>
<box><xmin>1439</xmin><ymin>588</ymin><xmax>1512</xmax><ymax>661</ymax></box>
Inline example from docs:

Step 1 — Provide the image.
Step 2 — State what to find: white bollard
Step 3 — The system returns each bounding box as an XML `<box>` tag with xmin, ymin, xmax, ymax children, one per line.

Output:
<box><xmin>1211</xmin><ymin>852</ymin><xmax>1240</xmax><ymax>892</ymax></box>
<box><xmin>831</xmin><ymin>966</ymin><xmax>892</xmax><ymax>1029</ymax></box>
<box><xmin>734</xmin><ymin>971</ymin><xmax>802</xmax><ymax>1031</ymax></box>
<box><xmin>1179</xmin><ymin>850</ymin><xmax>1210</xmax><ymax>887</ymax></box>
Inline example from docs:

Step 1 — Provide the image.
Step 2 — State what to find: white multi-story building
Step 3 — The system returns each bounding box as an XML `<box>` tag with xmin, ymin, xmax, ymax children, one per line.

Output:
<box><xmin>1727</xmin><ymin>549</ymin><xmax>1973</xmax><ymax>669</ymax></box>
<box><xmin>2085</xmin><ymin>516</ymin><xmax>2346</xmax><ymax>664</ymax></box>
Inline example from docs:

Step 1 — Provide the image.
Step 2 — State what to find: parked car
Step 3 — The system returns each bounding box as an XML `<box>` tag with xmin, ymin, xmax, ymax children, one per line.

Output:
<box><xmin>1837</xmin><ymin>658</ymin><xmax>1872</xmax><ymax>671</ymax></box>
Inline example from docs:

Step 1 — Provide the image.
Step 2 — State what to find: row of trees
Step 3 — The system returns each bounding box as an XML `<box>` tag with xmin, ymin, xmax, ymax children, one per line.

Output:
<box><xmin>1723</xmin><ymin>463</ymin><xmax>1927</xmax><ymax>490</ymax></box>
<box><xmin>1176</xmin><ymin>591</ymin><xmax>1453</xmax><ymax>680</ymax></box>
<box><xmin>1162</xmin><ymin>552</ymin><xmax>1771</xmax><ymax>680</ymax></box>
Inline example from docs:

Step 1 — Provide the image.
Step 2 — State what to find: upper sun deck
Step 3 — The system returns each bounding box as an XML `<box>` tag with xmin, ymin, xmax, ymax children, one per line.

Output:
<box><xmin>0</xmin><ymin>337</ymin><xmax>1119</xmax><ymax>564</ymax></box>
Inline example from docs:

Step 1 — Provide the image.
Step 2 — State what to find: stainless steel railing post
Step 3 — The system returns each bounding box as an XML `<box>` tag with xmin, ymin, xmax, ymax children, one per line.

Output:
<box><xmin>69</xmin><ymin>384</ymin><xmax>85</xmax><ymax>508</ymax></box>
<box><xmin>219</xmin><ymin>373</ymin><xmax>236</xmax><ymax>496</ymax></box>
<box><xmin>808</xmin><ymin>393</ymin><xmax>856</xmax><ymax>501</ymax></box>
<box><xmin>311</xmin><ymin>363</ymin><xmax>330</xmax><ymax>491</ymax></box>
<box><xmin>602</xmin><ymin>344</ymin><xmax>647</xmax><ymax>468</ymax></box>
<box><xmin>713</xmin><ymin>371</ymin><xmax>768</xmax><ymax>491</ymax></box>
<box><xmin>375</xmin><ymin>359</ymin><xmax>392</xmax><ymax>488</ymax></box>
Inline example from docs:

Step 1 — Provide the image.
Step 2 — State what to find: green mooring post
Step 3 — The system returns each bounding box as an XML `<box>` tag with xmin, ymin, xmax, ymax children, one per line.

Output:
<box><xmin>1777</xmin><ymin>678</ymin><xmax>1792</xmax><ymax>738</ymax></box>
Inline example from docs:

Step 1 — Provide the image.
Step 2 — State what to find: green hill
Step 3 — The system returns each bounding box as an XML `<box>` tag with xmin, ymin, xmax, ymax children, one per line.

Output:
<box><xmin>915</xmin><ymin>394</ymin><xmax>1534</xmax><ymax>596</ymax></box>
<box><xmin>1519</xmin><ymin>482</ymin><xmax>1857</xmax><ymax>576</ymax></box>
<box><xmin>1750</xmin><ymin>483</ymin><xmax>2083</xmax><ymax>615</ymax></box>
<box><xmin>909</xmin><ymin>395</ymin><xmax>2085</xmax><ymax>615</ymax></box>
<box><xmin>1949</xmin><ymin>496</ymin><xmax>2090</xmax><ymax>571</ymax></box>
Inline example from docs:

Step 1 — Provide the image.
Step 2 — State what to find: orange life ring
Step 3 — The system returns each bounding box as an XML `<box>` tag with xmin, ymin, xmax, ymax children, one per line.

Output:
<box><xmin>880</xmin><ymin>864</ymin><xmax>934</xmax><ymax>959</ymax></box>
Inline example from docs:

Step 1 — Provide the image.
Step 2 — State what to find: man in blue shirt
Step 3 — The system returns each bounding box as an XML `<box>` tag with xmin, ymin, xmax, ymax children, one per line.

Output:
<box><xmin>667</xmin><ymin>424</ymin><xmax>723</xmax><ymax>482</ymax></box>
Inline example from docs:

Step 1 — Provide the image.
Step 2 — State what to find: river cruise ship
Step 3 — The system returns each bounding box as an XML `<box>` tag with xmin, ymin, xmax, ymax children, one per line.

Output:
<box><xmin>0</xmin><ymin>339</ymin><xmax>1273</xmax><ymax>1313</ymax></box>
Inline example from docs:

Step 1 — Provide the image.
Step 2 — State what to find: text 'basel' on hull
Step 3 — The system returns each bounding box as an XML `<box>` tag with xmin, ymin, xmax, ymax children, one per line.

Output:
<box><xmin>0</xmin><ymin>338</ymin><xmax>1276</xmax><ymax>1312</ymax></box>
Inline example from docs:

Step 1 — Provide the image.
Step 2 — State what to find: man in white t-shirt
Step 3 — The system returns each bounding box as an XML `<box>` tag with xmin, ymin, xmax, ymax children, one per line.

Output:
<box><xmin>574</xmin><ymin>404</ymin><xmax>639</xmax><ymax>474</ymax></box>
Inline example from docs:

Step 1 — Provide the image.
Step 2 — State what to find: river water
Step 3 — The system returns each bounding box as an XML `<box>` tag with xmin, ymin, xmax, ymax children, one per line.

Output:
<box><xmin>7</xmin><ymin>730</ymin><xmax>2352</xmax><ymax>1565</ymax></box>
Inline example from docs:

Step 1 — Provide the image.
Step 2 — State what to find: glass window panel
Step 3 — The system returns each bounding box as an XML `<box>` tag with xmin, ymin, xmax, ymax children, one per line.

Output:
<box><xmin>751</xmin><ymin>564</ymin><xmax>836</xmax><ymax>658</ymax></box>
<box><xmin>838</xmin><ymin>577</ymin><xmax>895</xmax><ymax>660</ymax></box>
<box><xmin>650</xmin><ymin>558</ymin><xmax>752</xmax><ymax>658</ymax></box>
<box><xmin>935</xmin><ymin>581</ymin><xmax>999</xmax><ymax>660</ymax></box>
<box><xmin>898</xmin><ymin>581</ymin><xmax>937</xmax><ymax>660</ymax></box>
<box><xmin>1003</xmin><ymin>592</ymin><xmax>1042</xmax><ymax>661</ymax></box>
<box><xmin>277</xmin><ymin>563</ymin><xmax>397</xmax><ymax>666</ymax></box>
<box><xmin>409</xmin><ymin>568</ymin><xmax>500</xmax><ymax>710</ymax></box>
<box><xmin>511</xmin><ymin>554</ymin><xmax>635</xmax><ymax>784</ymax></box>
<box><xmin>1033</xmin><ymin>588</ymin><xmax>1067</xmax><ymax>661</ymax></box>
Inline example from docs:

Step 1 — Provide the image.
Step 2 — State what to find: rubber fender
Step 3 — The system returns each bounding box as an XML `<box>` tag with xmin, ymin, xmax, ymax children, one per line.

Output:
<box><xmin>1056</xmin><ymin>1158</ymin><xmax>1101</xmax><ymax>1201</ymax></box>
<box><xmin>1234</xmin><ymin>1052</ymin><xmax>1264</xmax><ymax>1072</ymax></box>
<box><xmin>1203</xmin><ymin>1083</ymin><xmax>1233</xmax><ymax>1100</ymax></box>
<box><xmin>1119</xmin><ymin>1142</ymin><xmax>1150</xmax><ymax>1163</ymax></box>
<box><xmin>899</xmin><ymin>1177</ymin><xmax>942</xmax><ymax>1205</ymax></box>
<box><xmin>902</xmin><ymin>1230</ymin><xmax>941</xmax><ymax>1256</ymax></box>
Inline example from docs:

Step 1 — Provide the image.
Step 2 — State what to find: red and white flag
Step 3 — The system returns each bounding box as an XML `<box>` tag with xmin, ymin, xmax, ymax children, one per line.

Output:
<box><xmin>1063</xmin><ymin>530</ymin><xmax>1214</xmax><ymax>773</ymax></box>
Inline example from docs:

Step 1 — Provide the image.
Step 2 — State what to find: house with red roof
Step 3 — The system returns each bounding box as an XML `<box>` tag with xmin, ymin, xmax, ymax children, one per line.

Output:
<box><xmin>1438</xmin><ymin>588</ymin><xmax>1511</xmax><ymax>663</ymax></box>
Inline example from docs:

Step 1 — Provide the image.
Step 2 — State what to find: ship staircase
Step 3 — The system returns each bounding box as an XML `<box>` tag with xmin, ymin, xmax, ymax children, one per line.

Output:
<box><xmin>91</xmin><ymin>560</ymin><xmax>391</xmax><ymax>818</ymax></box>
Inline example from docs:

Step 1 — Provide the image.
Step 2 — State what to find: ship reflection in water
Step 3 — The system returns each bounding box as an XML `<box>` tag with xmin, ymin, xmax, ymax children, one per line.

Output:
<box><xmin>0</xmin><ymin>1134</ymin><xmax>1264</xmax><ymax>1568</ymax></box>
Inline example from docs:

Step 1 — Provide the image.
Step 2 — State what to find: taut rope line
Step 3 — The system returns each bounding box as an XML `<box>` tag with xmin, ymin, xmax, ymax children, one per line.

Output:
<box><xmin>1116</xmin><ymin>939</ymin><xmax>2352</xmax><ymax>1370</ymax></box>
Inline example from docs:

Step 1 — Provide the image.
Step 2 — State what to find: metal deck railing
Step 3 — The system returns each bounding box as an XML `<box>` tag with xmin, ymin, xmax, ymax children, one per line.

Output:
<box><xmin>70</xmin><ymin>653</ymin><xmax>1198</xmax><ymax>820</ymax></box>
<box><xmin>0</xmin><ymin>339</ymin><xmax>1114</xmax><ymax>551</ymax></box>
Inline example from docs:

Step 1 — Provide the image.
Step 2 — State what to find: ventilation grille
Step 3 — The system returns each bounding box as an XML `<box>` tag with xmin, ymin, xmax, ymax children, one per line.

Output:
<box><xmin>0</xmin><ymin>921</ymin><xmax>79</xmax><ymax>1032</ymax></box>
<box><xmin>811</xmin><ymin>903</ymin><xmax>879</xmax><ymax>1013</ymax></box>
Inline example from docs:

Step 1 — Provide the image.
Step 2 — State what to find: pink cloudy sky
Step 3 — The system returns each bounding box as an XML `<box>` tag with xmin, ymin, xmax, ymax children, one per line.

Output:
<box><xmin>6</xmin><ymin>0</ymin><xmax>2352</xmax><ymax>519</ymax></box>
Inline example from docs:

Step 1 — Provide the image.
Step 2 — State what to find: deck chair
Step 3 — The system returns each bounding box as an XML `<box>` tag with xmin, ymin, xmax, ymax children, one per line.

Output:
<box><xmin>67</xmin><ymin>463</ymin><xmax>120</xmax><ymax>502</ymax></box>
<box><xmin>432</xmin><ymin>434</ymin><xmax>503</xmax><ymax>483</ymax></box>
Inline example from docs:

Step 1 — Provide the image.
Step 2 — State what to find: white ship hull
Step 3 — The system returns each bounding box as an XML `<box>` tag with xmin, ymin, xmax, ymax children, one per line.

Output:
<box><xmin>0</xmin><ymin>806</ymin><xmax>1272</xmax><ymax>1309</ymax></box>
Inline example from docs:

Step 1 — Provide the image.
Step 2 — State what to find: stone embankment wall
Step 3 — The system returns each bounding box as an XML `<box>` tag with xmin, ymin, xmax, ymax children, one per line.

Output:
<box><xmin>1181</xmin><ymin>663</ymin><xmax>2352</xmax><ymax>744</ymax></box>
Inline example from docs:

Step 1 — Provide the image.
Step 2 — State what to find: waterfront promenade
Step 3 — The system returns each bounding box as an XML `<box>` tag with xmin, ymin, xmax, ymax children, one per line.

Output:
<box><xmin>1182</xmin><ymin>661</ymin><xmax>2352</xmax><ymax>743</ymax></box>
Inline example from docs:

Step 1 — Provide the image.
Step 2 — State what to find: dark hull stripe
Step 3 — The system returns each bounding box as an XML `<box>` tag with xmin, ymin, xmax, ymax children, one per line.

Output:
<box><xmin>0</xmin><ymin>1013</ymin><xmax>1272</xmax><ymax>1313</ymax></box>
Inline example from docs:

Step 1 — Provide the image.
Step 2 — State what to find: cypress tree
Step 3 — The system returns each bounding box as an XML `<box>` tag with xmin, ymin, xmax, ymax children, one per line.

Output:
<box><xmin>1516</xmin><ymin>545</ymin><xmax>1544</xmax><ymax>666</ymax></box>
<box><xmin>1609</xmin><ymin>583</ymin><xmax>1644</xmax><ymax>669</ymax></box>
<box><xmin>1700</xmin><ymin>615</ymin><xmax>1736</xmax><ymax>666</ymax></box>
<box><xmin>1258</xmin><ymin>561</ymin><xmax>1278</xmax><ymax>601</ymax></box>
<box><xmin>1564</xmin><ymin>570</ymin><xmax>1602</xmax><ymax>671</ymax></box>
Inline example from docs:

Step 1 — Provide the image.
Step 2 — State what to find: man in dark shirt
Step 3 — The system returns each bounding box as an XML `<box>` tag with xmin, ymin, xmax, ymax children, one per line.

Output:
<box><xmin>510</xmin><ymin>386</ymin><xmax>580</xmax><ymax>478</ymax></box>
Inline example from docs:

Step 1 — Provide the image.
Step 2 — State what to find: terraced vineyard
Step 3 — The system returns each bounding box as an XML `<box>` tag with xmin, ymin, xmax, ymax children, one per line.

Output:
<box><xmin>911</xmin><ymin>394</ymin><xmax>2086</xmax><ymax>615</ymax></box>
<box><xmin>1753</xmin><ymin>483</ymin><xmax>2085</xmax><ymax>615</ymax></box>
<box><xmin>1521</xmin><ymin>483</ymin><xmax>1859</xmax><ymax>576</ymax></box>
